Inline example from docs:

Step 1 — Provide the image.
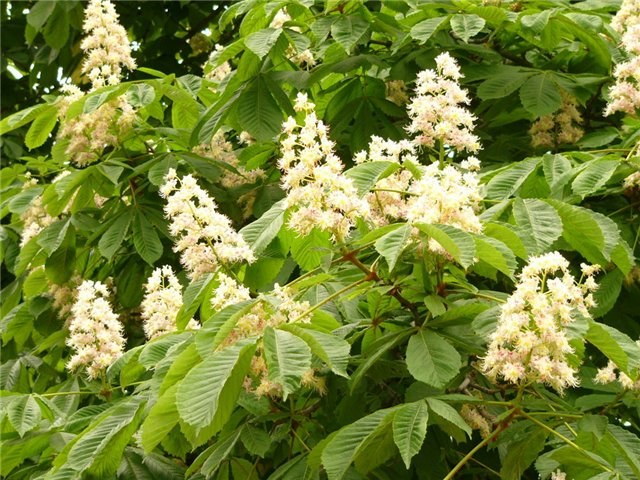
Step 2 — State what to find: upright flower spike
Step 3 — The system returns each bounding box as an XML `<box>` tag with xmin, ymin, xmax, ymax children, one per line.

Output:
<box><xmin>160</xmin><ymin>169</ymin><xmax>255</xmax><ymax>279</ymax></box>
<box><xmin>278</xmin><ymin>93</ymin><xmax>370</xmax><ymax>242</ymax></box>
<box><xmin>141</xmin><ymin>266</ymin><xmax>199</xmax><ymax>340</ymax></box>
<box><xmin>81</xmin><ymin>0</ymin><xmax>136</xmax><ymax>90</ymax></box>
<box><xmin>66</xmin><ymin>280</ymin><xmax>125</xmax><ymax>380</ymax></box>
<box><xmin>407</xmin><ymin>52</ymin><xmax>481</xmax><ymax>154</ymax></box>
<box><xmin>481</xmin><ymin>253</ymin><xmax>600</xmax><ymax>394</ymax></box>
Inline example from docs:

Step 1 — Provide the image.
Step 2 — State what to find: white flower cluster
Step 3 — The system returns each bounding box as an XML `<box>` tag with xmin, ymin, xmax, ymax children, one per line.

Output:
<box><xmin>160</xmin><ymin>169</ymin><xmax>255</xmax><ymax>279</ymax></box>
<box><xmin>279</xmin><ymin>93</ymin><xmax>370</xmax><ymax>242</ymax></box>
<box><xmin>407</xmin><ymin>52</ymin><xmax>481</xmax><ymax>154</ymax></box>
<box><xmin>530</xmin><ymin>92</ymin><xmax>584</xmax><ymax>148</ymax></box>
<box><xmin>594</xmin><ymin>340</ymin><xmax>640</xmax><ymax>391</ymax></box>
<box><xmin>623</xmin><ymin>170</ymin><xmax>640</xmax><ymax>191</ymax></box>
<box><xmin>81</xmin><ymin>0</ymin><xmax>136</xmax><ymax>89</ymax></box>
<box><xmin>406</xmin><ymin>161</ymin><xmax>483</xmax><ymax>236</ymax></box>
<box><xmin>482</xmin><ymin>253</ymin><xmax>600</xmax><ymax>394</ymax></box>
<box><xmin>141</xmin><ymin>266</ymin><xmax>199</xmax><ymax>340</ymax></box>
<box><xmin>67</xmin><ymin>280</ymin><xmax>125</xmax><ymax>379</ymax></box>
<box><xmin>606</xmin><ymin>1</ymin><xmax>640</xmax><ymax>116</ymax></box>
<box><xmin>49</xmin><ymin>275</ymin><xmax>82</xmax><ymax>322</ymax></box>
<box><xmin>57</xmin><ymin>0</ymin><xmax>137</xmax><ymax>166</ymax></box>
<box><xmin>210</xmin><ymin>272</ymin><xmax>252</xmax><ymax>311</ymax></box>
<box><xmin>19</xmin><ymin>174</ymin><xmax>55</xmax><ymax>247</ymax></box>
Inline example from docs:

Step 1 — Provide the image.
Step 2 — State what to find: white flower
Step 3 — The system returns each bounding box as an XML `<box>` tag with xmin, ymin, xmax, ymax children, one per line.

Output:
<box><xmin>407</xmin><ymin>52</ymin><xmax>481</xmax><ymax>153</ymax></box>
<box><xmin>141</xmin><ymin>266</ymin><xmax>199</xmax><ymax>339</ymax></box>
<box><xmin>81</xmin><ymin>0</ymin><xmax>136</xmax><ymax>90</ymax></box>
<box><xmin>66</xmin><ymin>280</ymin><xmax>125</xmax><ymax>379</ymax></box>
<box><xmin>210</xmin><ymin>273</ymin><xmax>252</xmax><ymax>311</ymax></box>
<box><xmin>481</xmin><ymin>252</ymin><xmax>600</xmax><ymax>394</ymax></box>
<box><xmin>160</xmin><ymin>170</ymin><xmax>255</xmax><ymax>279</ymax></box>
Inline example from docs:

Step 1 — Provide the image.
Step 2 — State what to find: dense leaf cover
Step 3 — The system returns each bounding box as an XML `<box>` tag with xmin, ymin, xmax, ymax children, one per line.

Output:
<box><xmin>1</xmin><ymin>1</ymin><xmax>640</xmax><ymax>479</ymax></box>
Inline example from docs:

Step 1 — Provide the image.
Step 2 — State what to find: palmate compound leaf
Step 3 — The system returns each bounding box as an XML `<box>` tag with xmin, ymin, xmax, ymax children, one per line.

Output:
<box><xmin>176</xmin><ymin>340</ymin><xmax>256</xmax><ymax>434</ymax></box>
<box><xmin>7</xmin><ymin>394</ymin><xmax>41</xmax><ymax>437</ymax></box>
<box><xmin>392</xmin><ymin>401</ymin><xmax>429</xmax><ymax>468</ymax></box>
<box><xmin>406</xmin><ymin>329</ymin><xmax>462</xmax><ymax>389</ymax></box>
<box><xmin>263</xmin><ymin>327</ymin><xmax>312</xmax><ymax>399</ymax></box>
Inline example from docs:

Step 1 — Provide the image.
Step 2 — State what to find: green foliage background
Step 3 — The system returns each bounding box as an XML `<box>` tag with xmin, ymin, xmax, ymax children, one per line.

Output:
<box><xmin>1</xmin><ymin>1</ymin><xmax>640</xmax><ymax>479</ymax></box>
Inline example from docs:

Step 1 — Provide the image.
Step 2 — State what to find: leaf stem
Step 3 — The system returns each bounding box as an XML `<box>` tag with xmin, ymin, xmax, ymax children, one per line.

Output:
<box><xmin>443</xmin><ymin>420</ymin><xmax>507</xmax><ymax>480</ymax></box>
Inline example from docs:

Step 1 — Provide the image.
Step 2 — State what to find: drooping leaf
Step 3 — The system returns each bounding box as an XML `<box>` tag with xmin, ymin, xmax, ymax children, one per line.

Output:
<box><xmin>236</xmin><ymin>75</ymin><xmax>283</xmax><ymax>141</ymax></box>
<box><xmin>331</xmin><ymin>15</ymin><xmax>369</xmax><ymax>52</ymax></box>
<box><xmin>571</xmin><ymin>160</ymin><xmax>619</xmax><ymax>198</ymax></box>
<box><xmin>98</xmin><ymin>211</ymin><xmax>132</xmax><ymax>260</ymax></box>
<box><xmin>519</xmin><ymin>72</ymin><xmax>562</xmax><ymax>117</ymax></box>
<box><xmin>485</xmin><ymin>157</ymin><xmax>541</xmax><ymax>200</ymax></box>
<box><xmin>586</xmin><ymin>321</ymin><xmax>640</xmax><ymax>376</ymax></box>
<box><xmin>392</xmin><ymin>401</ymin><xmax>429</xmax><ymax>469</ymax></box>
<box><xmin>374</xmin><ymin>223</ymin><xmax>411</xmax><ymax>271</ymax></box>
<box><xmin>7</xmin><ymin>395</ymin><xmax>41</xmax><ymax>437</ymax></box>
<box><xmin>321</xmin><ymin>407</ymin><xmax>397</xmax><ymax>480</ymax></box>
<box><xmin>25</xmin><ymin>106</ymin><xmax>58</xmax><ymax>150</ymax></box>
<box><xmin>239</xmin><ymin>199</ymin><xmax>285</xmax><ymax>255</ymax></box>
<box><xmin>176</xmin><ymin>341</ymin><xmax>256</xmax><ymax>432</ymax></box>
<box><xmin>263</xmin><ymin>327</ymin><xmax>312</xmax><ymax>399</ymax></box>
<box><xmin>512</xmin><ymin>198</ymin><xmax>562</xmax><ymax>256</ymax></box>
<box><xmin>406</xmin><ymin>329</ymin><xmax>461</xmax><ymax>388</ymax></box>
<box><xmin>245</xmin><ymin>28</ymin><xmax>282</xmax><ymax>59</ymax></box>
<box><xmin>132</xmin><ymin>211</ymin><xmax>163</xmax><ymax>265</ymax></box>
<box><xmin>473</xmin><ymin>234</ymin><xmax>517</xmax><ymax>279</ymax></box>
<box><xmin>345</xmin><ymin>161</ymin><xmax>397</xmax><ymax>196</ymax></box>
<box><xmin>450</xmin><ymin>14</ymin><xmax>486</xmax><ymax>43</ymax></box>
<box><xmin>410</xmin><ymin>16</ymin><xmax>448</xmax><ymax>43</ymax></box>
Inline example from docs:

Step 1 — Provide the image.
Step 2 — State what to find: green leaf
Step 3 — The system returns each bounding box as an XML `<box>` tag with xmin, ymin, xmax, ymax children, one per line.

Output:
<box><xmin>27</xmin><ymin>1</ymin><xmax>56</xmax><ymax>30</ymax></box>
<box><xmin>43</xmin><ymin>4</ymin><xmax>68</xmax><ymax>49</ymax></box>
<box><xmin>7</xmin><ymin>395</ymin><xmax>41</xmax><ymax>437</ymax></box>
<box><xmin>483</xmin><ymin>222</ymin><xmax>528</xmax><ymax>259</ymax></box>
<box><xmin>0</xmin><ymin>104</ymin><xmax>50</xmax><ymax>135</ymax></box>
<box><xmin>176</xmin><ymin>273</ymin><xmax>214</xmax><ymax>330</ymax></box>
<box><xmin>264</xmin><ymin>327</ymin><xmax>312</xmax><ymax>399</ymax></box>
<box><xmin>239</xmin><ymin>199</ymin><xmax>285</xmax><ymax>255</ymax></box>
<box><xmin>290</xmin><ymin>228</ymin><xmax>332</xmax><ymax>271</ymax></box>
<box><xmin>25</xmin><ymin>106</ymin><xmax>58</xmax><ymax>150</ymax></box>
<box><xmin>98</xmin><ymin>211</ymin><xmax>132</xmax><ymax>260</ymax></box>
<box><xmin>241</xmin><ymin>425</ymin><xmax>272</xmax><ymax>458</ymax></box>
<box><xmin>473</xmin><ymin>234</ymin><xmax>517</xmax><ymax>279</ymax></box>
<box><xmin>409</xmin><ymin>16</ymin><xmax>448</xmax><ymax>43</ymax></box>
<box><xmin>61</xmin><ymin>399</ymin><xmax>144</xmax><ymax>476</ymax></box>
<box><xmin>406</xmin><ymin>329</ymin><xmax>461</xmax><ymax>388</ymax></box>
<box><xmin>425</xmin><ymin>398</ymin><xmax>472</xmax><ymax>437</ymax></box>
<box><xmin>321</xmin><ymin>407</ymin><xmax>397</xmax><ymax>480</ymax></box>
<box><xmin>520</xmin><ymin>9</ymin><xmax>553</xmax><ymax>34</ymax></box>
<box><xmin>132</xmin><ymin>211</ymin><xmax>163</xmax><ymax>265</ymax></box>
<box><xmin>606</xmin><ymin>424</ymin><xmax>640</xmax><ymax>479</ymax></box>
<box><xmin>331</xmin><ymin>15</ymin><xmax>369</xmax><ymax>52</ymax></box>
<box><xmin>485</xmin><ymin>157</ymin><xmax>541</xmax><ymax>200</ymax></box>
<box><xmin>542</xmin><ymin>153</ymin><xmax>573</xmax><ymax>193</ymax></box>
<box><xmin>450</xmin><ymin>14</ymin><xmax>486</xmax><ymax>43</ymax></box>
<box><xmin>187</xmin><ymin>426</ymin><xmax>245</xmax><ymax>478</ymax></box>
<box><xmin>245</xmin><ymin>28</ymin><xmax>282</xmax><ymax>59</ymax></box>
<box><xmin>279</xmin><ymin>324</ymin><xmax>350</xmax><ymax>377</ymax></box>
<box><xmin>141</xmin><ymin>385</ymin><xmax>179</xmax><ymax>453</ymax></box>
<box><xmin>512</xmin><ymin>198</ymin><xmax>562</xmax><ymax>256</ymax></box>
<box><xmin>45</xmin><ymin>246</ymin><xmax>76</xmax><ymax>284</ymax></box>
<box><xmin>577</xmin><ymin>128</ymin><xmax>619</xmax><ymax>148</ymax></box>
<box><xmin>500</xmin><ymin>428</ymin><xmax>548</xmax><ymax>480</ymax></box>
<box><xmin>374</xmin><ymin>223</ymin><xmax>411</xmax><ymax>271</ymax></box>
<box><xmin>176</xmin><ymin>342</ymin><xmax>256</xmax><ymax>431</ymax></box>
<box><xmin>127</xmin><ymin>83</ymin><xmax>156</xmax><ymax>108</ymax></box>
<box><xmin>415</xmin><ymin>224</ymin><xmax>476</xmax><ymax>268</ymax></box>
<box><xmin>345</xmin><ymin>161</ymin><xmax>397</xmax><ymax>196</ymax></box>
<box><xmin>571</xmin><ymin>160</ymin><xmax>618</xmax><ymax>198</ymax></box>
<box><xmin>546</xmin><ymin>200</ymin><xmax>619</xmax><ymax>264</ymax></box>
<box><xmin>586</xmin><ymin>321</ymin><xmax>640</xmax><ymax>376</ymax></box>
<box><xmin>392</xmin><ymin>401</ymin><xmax>429</xmax><ymax>469</ymax></box>
<box><xmin>236</xmin><ymin>75</ymin><xmax>283</xmax><ymax>141</ymax></box>
<box><xmin>37</xmin><ymin>218</ymin><xmax>71</xmax><ymax>255</ymax></box>
<box><xmin>519</xmin><ymin>72</ymin><xmax>562</xmax><ymax>117</ymax></box>
<box><xmin>591</xmin><ymin>269</ymin><xmax>624</xmax><ymax>318</ymax></box>
<box><xmin>477</xmin><ymin>70</ymin><xmax>532</xmax><ymax>100</ymax></box>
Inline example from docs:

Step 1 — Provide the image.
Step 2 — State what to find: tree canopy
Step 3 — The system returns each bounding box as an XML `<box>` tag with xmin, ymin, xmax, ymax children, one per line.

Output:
<box><xmin>1</xmin><ymin>1</ymin><xmax>640</xmax><ymax>479</ymax></box>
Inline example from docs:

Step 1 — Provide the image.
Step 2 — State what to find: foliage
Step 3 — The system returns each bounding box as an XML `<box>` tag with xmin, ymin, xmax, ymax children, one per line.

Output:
<box><xmin>1</xmin><ymin>1</ymin><xmax>640</xmax><ymax>479</ymax></box>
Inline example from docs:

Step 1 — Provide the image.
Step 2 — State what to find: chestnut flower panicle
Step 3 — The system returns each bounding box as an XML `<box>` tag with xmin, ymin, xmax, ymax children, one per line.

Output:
<box><xmin>278</xmin><ymin>93</ymin><xmax>370</xmax><ymax>242</ymax></box>
<box><xmin>66</xmin><ymin>280</ymin><xmax>125</xmax><ymax>380</ymax></box>
<box><xmin>481</xmin><ymin>253</ymin><xmax>600</xmax><ymax>394</ymax></box>
<box><xmin>141</xmin><ymin>266</ymin><xmax>199</xmax><ymax>340</ymax></box>
<box><xmin>407</xmin><ymin>52</ymin><xmax>481</xmax><ymax>154</ymax></box>
<box><xmin>160</xmin><ymin>169</ymin><xmax>255</xmax><ymax>279</ymax></box>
